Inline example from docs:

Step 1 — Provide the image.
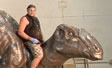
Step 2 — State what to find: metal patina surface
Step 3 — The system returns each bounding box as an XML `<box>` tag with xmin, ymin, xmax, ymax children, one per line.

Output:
<box><xmin>0</xmin><ymin>10</ymin><xmax>103</xmax><ymax>68</ymax></box>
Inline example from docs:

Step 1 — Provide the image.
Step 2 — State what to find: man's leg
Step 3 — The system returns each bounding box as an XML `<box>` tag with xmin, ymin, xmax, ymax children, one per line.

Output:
<box><xmin>30</xmin><ymin>56</ymin><xmax>43</xmax><ymax>68</ymax></box>
<box><xmin>30</xmin><ymin>44</ymin><xmax>43</xmax><ymax>68</ymax></box>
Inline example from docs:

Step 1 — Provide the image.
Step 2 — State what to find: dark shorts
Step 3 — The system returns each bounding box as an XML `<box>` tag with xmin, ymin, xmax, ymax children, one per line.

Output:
<box><xmin>25</xmin><ymin>41</ymin><xmax>43</xmax><ymax>58</ymax></box>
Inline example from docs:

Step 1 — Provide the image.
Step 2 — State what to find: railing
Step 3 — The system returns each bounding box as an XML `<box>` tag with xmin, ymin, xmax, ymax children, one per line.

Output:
<box><xmin>62</xmin><ymin>58</ymin><xmax>112</xmax><ymax>68</ymax></box>
<box><xmin>62</xmin><ymin>58</ymin><xmax>89</xmax><ymax>68</ymax></box>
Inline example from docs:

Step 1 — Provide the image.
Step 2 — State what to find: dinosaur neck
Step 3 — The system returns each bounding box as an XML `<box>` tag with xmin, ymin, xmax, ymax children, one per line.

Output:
<box><xmin>41</xmin><ymin>39</ymin><xmax>69</xmax><ymax>68</ymax></box>
<box><xmin>42</xmin><ymin>49</ymin><xmax>69</xmax><ymax>67</ymax></box>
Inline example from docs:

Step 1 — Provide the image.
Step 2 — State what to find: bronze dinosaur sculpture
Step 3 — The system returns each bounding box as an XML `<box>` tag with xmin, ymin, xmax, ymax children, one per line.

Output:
<box><xmin>0</xmin><ymin>10</ymin><xmax>103</xmax><ymax>68</ymax></box>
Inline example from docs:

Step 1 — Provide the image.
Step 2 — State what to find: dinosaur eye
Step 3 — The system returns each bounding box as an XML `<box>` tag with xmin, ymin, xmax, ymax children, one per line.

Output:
<box><xmin>67</xmin><ymin>32</ymin><xmax>73</xmax><ymax>36</ymax></box>
<box><xmin>65</xmin><ymin>32</ymin><xmax>74</xmax><ymax>41</ymax></box>
<box><xmin>69</xmin><ymin>32</ymin><xmax>73</xmax><ymax>36</ymax></box>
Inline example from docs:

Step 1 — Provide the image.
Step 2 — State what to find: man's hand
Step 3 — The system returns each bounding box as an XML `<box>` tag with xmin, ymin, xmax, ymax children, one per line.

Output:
<box><xmin>31</xmin><ymin>38</ymin><xmax>40</xmax><ymax>44</ymax></box>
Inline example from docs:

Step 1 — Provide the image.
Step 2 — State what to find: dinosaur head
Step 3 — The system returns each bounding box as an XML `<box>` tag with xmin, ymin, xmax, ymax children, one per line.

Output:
<box><xmin>54</xmin><ymin>24</ymin><xmax>103</xmax><ymax>60</ymax></box>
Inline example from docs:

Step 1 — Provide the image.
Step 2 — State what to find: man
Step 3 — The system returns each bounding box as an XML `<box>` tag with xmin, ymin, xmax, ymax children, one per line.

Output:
<box><xmin>18</xmin><ymin>4</ymin><xmax>43</xmax><ymax>68</ymax></box>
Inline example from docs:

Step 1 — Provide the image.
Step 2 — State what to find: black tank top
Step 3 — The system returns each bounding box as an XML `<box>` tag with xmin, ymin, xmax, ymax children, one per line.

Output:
<box><xmin>21</xmin><ymin>14</ymin><xmax>43</xmax><ymax>42</ymax></box>
<box><xmin>24</xmin><ymin>14</ymin><xmax>34</xmax><ymax>36</ymax></box>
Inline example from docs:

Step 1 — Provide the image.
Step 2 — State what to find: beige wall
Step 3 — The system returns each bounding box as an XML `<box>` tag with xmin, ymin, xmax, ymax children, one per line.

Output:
<box><xmin>0</xmin><ymin>0</ymin><xmax>112</xmax><ymax>68</ymax></box>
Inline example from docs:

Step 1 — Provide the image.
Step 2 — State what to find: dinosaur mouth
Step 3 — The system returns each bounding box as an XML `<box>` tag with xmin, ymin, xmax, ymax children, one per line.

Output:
<box><xmin>94</xmin><ymin>53</ymin><xmax>102</xmax><ymax>60</ymax></box>
<box><xmin>92</xmin><ymin>50</ymin><xmax>103</xmax><ymax>60</ymax></box>
<box><xmin>78</xmin><ymin>28</ymin><xmax>103</xmax><ymax>60</ymax></box>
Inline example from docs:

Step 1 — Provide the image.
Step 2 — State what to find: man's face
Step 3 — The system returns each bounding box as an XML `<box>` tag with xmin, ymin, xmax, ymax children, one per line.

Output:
<box><xmin>27</xmin><ymin>7</ymin><xmax>36</xmax><ymax>17</ymax></box>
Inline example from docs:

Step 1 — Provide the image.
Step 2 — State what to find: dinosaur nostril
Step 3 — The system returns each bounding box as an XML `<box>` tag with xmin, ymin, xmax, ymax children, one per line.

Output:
<box><xmin>94</xmin><ymin>45</ymin><xmax>100</xmax><ymax>52</ymax></box>
<box><xmin>94</xmin><ymin>43</ymin><xmax>100</xmax><ymax>51</ymax></box>
<box><xmin>94</xmin><ymin>46</ymin><xmax>97</xmax><ymax>49</ymax></box>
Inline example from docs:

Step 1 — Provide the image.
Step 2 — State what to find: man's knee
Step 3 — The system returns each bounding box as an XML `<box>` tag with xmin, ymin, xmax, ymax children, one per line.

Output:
<box><xmin>40</xmin><ymin>53</ymin><xmax>44</xmax><ymax>58</ymax></box>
